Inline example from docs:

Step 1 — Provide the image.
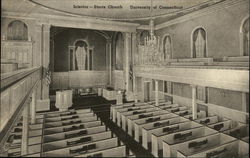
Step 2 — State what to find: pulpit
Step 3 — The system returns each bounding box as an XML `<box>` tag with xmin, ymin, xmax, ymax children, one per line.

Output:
<box><xmin>55</xmin><ymin>90</ymin><xmax>73</xmax><ymax>111</ymax></box>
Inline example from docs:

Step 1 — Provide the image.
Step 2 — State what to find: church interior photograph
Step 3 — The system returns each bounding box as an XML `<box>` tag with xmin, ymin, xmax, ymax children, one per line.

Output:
<box><xmin>0</xmin><ymin>0</ymin><xmax>249</xmax><ymax>157</ymax></box>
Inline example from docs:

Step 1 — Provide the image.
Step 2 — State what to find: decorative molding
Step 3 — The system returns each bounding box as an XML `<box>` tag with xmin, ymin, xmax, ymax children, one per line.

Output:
<box><xmin>2</xmin><ymin>11</ymin><xmax>139</xmax><ymax>32</ymax></box>
<box><xmin>155</xmin><ymin>0</ymin><xmax>247</xmax><ymax>30</ymax></box>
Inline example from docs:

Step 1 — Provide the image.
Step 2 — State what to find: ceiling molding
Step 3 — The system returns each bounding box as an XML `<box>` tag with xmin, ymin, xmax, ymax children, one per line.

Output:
<box><xmin>155</xmin><ymin>0</ymin><xmax>247</xmax><ymax>30</ymax></box>
<box><xmin>137</xmin><ymin>25</ymin><xmax>150</xmax><ymax>30</ymax></box>
<box><xmin>2</xmin><ymin>11</ymin><xmax>140</xmax><ymax>32</ymax></box>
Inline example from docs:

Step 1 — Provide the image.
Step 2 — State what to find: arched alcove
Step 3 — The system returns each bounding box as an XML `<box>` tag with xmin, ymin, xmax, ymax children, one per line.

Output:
<box><xmin>7</xmin><ymin>20</ymin><xmax>28</xmax><ymax>41</ymax></box>
<box><xmin>162</xmin><ymin>35</ymin><xmax>173</xmax><ymax>59</ymax></box>
<box><xmin>191</xmin><ymin>27</ymin><xmax>207</xmax><ymax>58</ymax></box>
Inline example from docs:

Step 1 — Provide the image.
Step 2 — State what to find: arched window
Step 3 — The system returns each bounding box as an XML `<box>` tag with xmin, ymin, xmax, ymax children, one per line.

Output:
<box><xmin>140</xmin><ymin>30</ymin><xmax>150</xmax><ymax>45</ymax></box>
<box><xmin>192</xmin><ymin>27</ymin><xmax>207</xmax><ymax>58</ymax></box>
<box><xmin>115</xmin><ymin>32</ymin><xmax>124</xmax><ymax>70</ymax></box>
<box><xmin>7</xmin><ymin>20</ymin><xmax>28</xmax><ymax>41</ymax></box>
<box><xmin>75</xmin><ymin>40</ymin><xmax>88</xmax><ymax>70</ymax></box>
<box><xmin>163</xmin><ymin>35</ymin><xmax>172</xmax><ymax>59</ymax></box>
<box><xmin>242</xmin><ymin>17</ymin><xmax>249</xmax><ymax>56</ymax></box>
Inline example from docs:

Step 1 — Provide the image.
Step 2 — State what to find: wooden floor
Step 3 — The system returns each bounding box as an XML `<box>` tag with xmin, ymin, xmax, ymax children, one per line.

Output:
<box><xmin>49</xmin><ymin>94</ymin><xmax>154</xmax><ymax>157</ymax></box>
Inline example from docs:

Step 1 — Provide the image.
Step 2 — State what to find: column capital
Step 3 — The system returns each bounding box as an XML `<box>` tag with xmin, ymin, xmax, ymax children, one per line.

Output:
<box><xmin>190</xmin><ymin>84</ymin><xmax>197</xmax><ymax>88</ymax></box>
<box><xmin>106</xmin><ymin>38</ymin><xmax>112</xmax><ymax>44</ymax></box>
<box><xmin>43</xmin><ymin>24</ymin><xmax>51</xmax><ymax>32</ymax></box>
<box><xmin>123</xmin><ymin>32</ymin><xmax>132</xmax><ymax>38</ymax></box>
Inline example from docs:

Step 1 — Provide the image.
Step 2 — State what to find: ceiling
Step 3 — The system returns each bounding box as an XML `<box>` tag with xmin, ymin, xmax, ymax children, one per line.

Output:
<box><xmin>2</xmin><ymin>0</ymin><xmax>225</xmax><ymax>25</ymax></box>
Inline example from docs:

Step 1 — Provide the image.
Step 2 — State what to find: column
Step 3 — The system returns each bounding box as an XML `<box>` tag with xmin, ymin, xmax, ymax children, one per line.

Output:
<box><xmin>155</xmin><ymin>80</ymin><xmax>159</xmax><ymax>106</ymax></box>
<box><xmin>21</xmin><ymin>105</ymin><xmax>29</xmax><ymax>155</ymax></box>
<box><xmin>41</xmin><ymin>24</ymin><xmax>51</xmax><ymax>99</ymax></box>
<box><xmin>34</xmin><ymin>24</ymin><xmax>43</xmax><ymax>100</ymax></box>
<box><xmin>31</xmin><ymin>90</ymin><xmax>37</xmax><ymax>124</ymax></box>
<box><xmin>132</xmin><ymin>32</ymin><xmax>137</xmax><ymax>102</ymax></box>
<box><xmin>124</xmin><ymin>32</ymin><xmax>132</xmax><ymax>92</ymax></box>
<box><xmin>191</xmin><ymin>85</ymin><xmax>197</xmax><ymax>120</ymax></box>
<box><xmin>106</xmin><ymin>39</ymin><xmax>112</xmax><ymax>85</ymax></box>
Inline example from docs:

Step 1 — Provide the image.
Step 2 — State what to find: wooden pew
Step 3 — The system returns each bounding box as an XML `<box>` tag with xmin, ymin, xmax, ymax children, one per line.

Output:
<box><xmin>45</xmin><ymin>112</ymin><xmax>96</xmax><ymax>123</ymax></box>
<box><xmin>44</xmin><ymin>115</ymin><xmax>98</xmax><ymax>128</ymax></box>
<box><xmin>163</xmin><ymin>133</ymin><xmax>236</xmax><ymax>158</ymax></box>
<box><xmin>7</xmin><ymin>126</ymin><xmax>109</xmax><ymax>156</ymax></box>
<box><xmin>44</xmin><ymin>120</ymin><xmax>102</xmax><ymax>135</ymax></box>
<box><xmin>134</xmin><ymin>113</ymin><xmax>181</xmax><ymax>143</ymax></box>
<box><xmin>127</xmin><ymin>110</ymin><xmax>170</xmax><ymax>136</ymax></box>
<box><xmin>183</xmin><ymin>111</ymin><xmax>207</xmax><ymax>120</ymax></box>
<box><xmin>141</xmin><ymin>116</ymin><xmax>192</xmax><ymax>150</ymax></box>
<box><xmin>43</xmin><ymin>125</ymin><xmax>107</xmax><ymax>143</ymax></box>
<box><xmin>165</xmin><ymin>106</ymin><xmax>189</xmax><ymax>113</ymax></box>
<box><xmin>116</xmin><ymin>105</ymin><xmax>156</xmax><ymax>127</ymax></box>
<box><xmin>43</xmin><ymin>131</ymin><xmax>112</xmax><ymax>152</ymax></box>
<box><xmin>150</xmin><ymin>121</ymin><xmax>203</xmax><ymax>156</ymax></box>
<box><xmin>44</xmin><ymin>109</ymin><xmax>92</xmax><ymax>118</ymax></box>
<box><xmin>74</xmin><ymin>145</ymin><xmax>126</xmax><ymax>157</ymax></box>
<box><xmin>223</xmin><ymin>123</ymin><xmax>249</xmax><ymax>141</ymax></box>
<box><xmin>42</xmin><ymin>137</ymin><xmax>119</xmax><ymax>157</ymax></box>
<box><xmin>121</xmin><ymin>107</ymin><xmax>161</xmax><ymax>131</ymax></box>
<box><xmin>177</xmin><ymin>139</ymin><xmax>248</xmax><ymax>158</ymax></box>
<box><xmin>208</xmin><ymin>119</ymin><xmax>232</xmax><ymax>132</ymax></box>
<box><xmin>158</xmin><ymin>126</ymin><xmax>218</xmax><ymax>157</ymax></box>
<box><xmin>110</xmin><ymin>102</ymin><xmax>146</xmax><ymax>121</ymax></box>
<box><xmin>8</xmin><ymin>143</ymin><xmax>41</xmax><ymax>157</ymax></box>
<box><xmin>195</xmin><ymin>115</ymin><xmax>219</xmax><ymax>125</ymax></box>
<box><xmin>158</xmin><ymin>103</ymin><xmax>179</xmax><ymax>110</ymax></box>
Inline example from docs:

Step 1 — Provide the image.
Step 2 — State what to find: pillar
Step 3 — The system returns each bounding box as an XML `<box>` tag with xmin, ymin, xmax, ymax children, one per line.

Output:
<box><xmin>191</xmin><ymin>85</ymin><xmax>197</xmax><ymax>120</ymax></box>
<box><xmin>41</xmin><ymin>24</ymin><xmax>51</xmax><ymax>99</ymax></box>
<box><xmin>132</xmin><ymin>32</ymin><xmax>137</xmax><ymax>102</ymax></box>
<box><xmin>106</xmin><ymin>39</ymin><xmax>112</xmax><ymax>85</ymax></box>
<box><xmin>155</xmin><ymin>80</ymin><xmax>159</xmax><ymax>106</ymax></box>
<box><xmin>123</xmin><ymin>32</ymin><xmax>132</xmax><ymax>92</ymax></box>
<box><xmin>30</xmin><ymin>90</ymin><xmax>37</xmax><ymax>124</ymax></box>
<box><xmin>21</xmin><ymin>105</ymin><xmax>29</xmax><ymax>155</ymax></box>
<box><xmin>34</xmin><ymin>24</ymin><xmax>43</xmax><ymax>99</ymax></box>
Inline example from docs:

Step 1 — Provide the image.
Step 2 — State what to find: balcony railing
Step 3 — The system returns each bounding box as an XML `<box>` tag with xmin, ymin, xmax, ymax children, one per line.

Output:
<box><xmin>0</xmin><ymin>67</ymin><xmax>42</xmax><ymax>150</ymax></box>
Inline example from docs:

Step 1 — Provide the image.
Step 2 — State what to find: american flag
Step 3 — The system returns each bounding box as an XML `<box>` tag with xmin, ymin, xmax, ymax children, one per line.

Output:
<box><xmin>129</xmin><ymin>62</ymin><xmax>133</xmax><ymax>81</ymax></box>
<box><xmin>43</xmin><ymin>65</ymin><xmax>51</xmax><ymax>86</ymax></box>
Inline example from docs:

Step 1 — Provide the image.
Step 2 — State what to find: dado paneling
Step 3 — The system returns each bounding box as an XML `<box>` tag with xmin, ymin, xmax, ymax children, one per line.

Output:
<box><xmin>51</xmin><ymin>71</ymin><xmax>108</xmax><ymax>90</ymax></box>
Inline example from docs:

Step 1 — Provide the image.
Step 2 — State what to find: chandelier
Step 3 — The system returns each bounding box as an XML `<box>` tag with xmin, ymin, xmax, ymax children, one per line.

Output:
<box><xmin>137</xmin><ymin>0</ymin><xmax>163</xmax><ymax>65</ymax></box>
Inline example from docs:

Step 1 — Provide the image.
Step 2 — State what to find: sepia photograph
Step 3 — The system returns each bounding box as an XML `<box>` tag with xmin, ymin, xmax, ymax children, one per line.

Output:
<box><xmin>0</xmin><ymin>0</ymin><xmax>249</xmax><ymax>157</ymax></box>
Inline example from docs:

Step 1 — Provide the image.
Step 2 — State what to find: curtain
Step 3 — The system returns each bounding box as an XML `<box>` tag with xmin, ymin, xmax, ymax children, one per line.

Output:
<box><xmin>193</xmin><ymin>28</ymin><xmax>206</xmax><ymax>58</ymax></box>
<box><xmin>164</xmin><ymin>36</ymin><xmax>172</xmax><ymax>59</ymax></box>
<box><xmin>75</xmin><ymin>46</ymin><xmax>87</xmax><ymax>70</ymax></box>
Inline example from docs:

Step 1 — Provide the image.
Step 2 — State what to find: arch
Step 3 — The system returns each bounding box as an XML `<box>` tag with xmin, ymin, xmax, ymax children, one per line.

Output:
<box><xmin>115</xmin><ymin>32</ymin><xmax>124</xmax><ymax>70</ymax></box>
<box><xmin>7</xmin><ymin>20</ymin><xmax>28</xmax><ymax>41</ymax></box>
<box><xmin>162</xmin><ymin>34</ymin><xmax>173</xmax><ymax>59</ymax></box>
<box><xmin>191</xmin><ymin>26</ymin><xmax>208</xmax><ymax>58</ymax></box>
<box><xmin>139</xmin><ymin>30</ymin><xmax>150</xmax><ymax>45</ymax></box>
<box><xmin>240</xmin><ymin>16</ymin><xmax>249</xmax><ymax>56</ymax></box>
